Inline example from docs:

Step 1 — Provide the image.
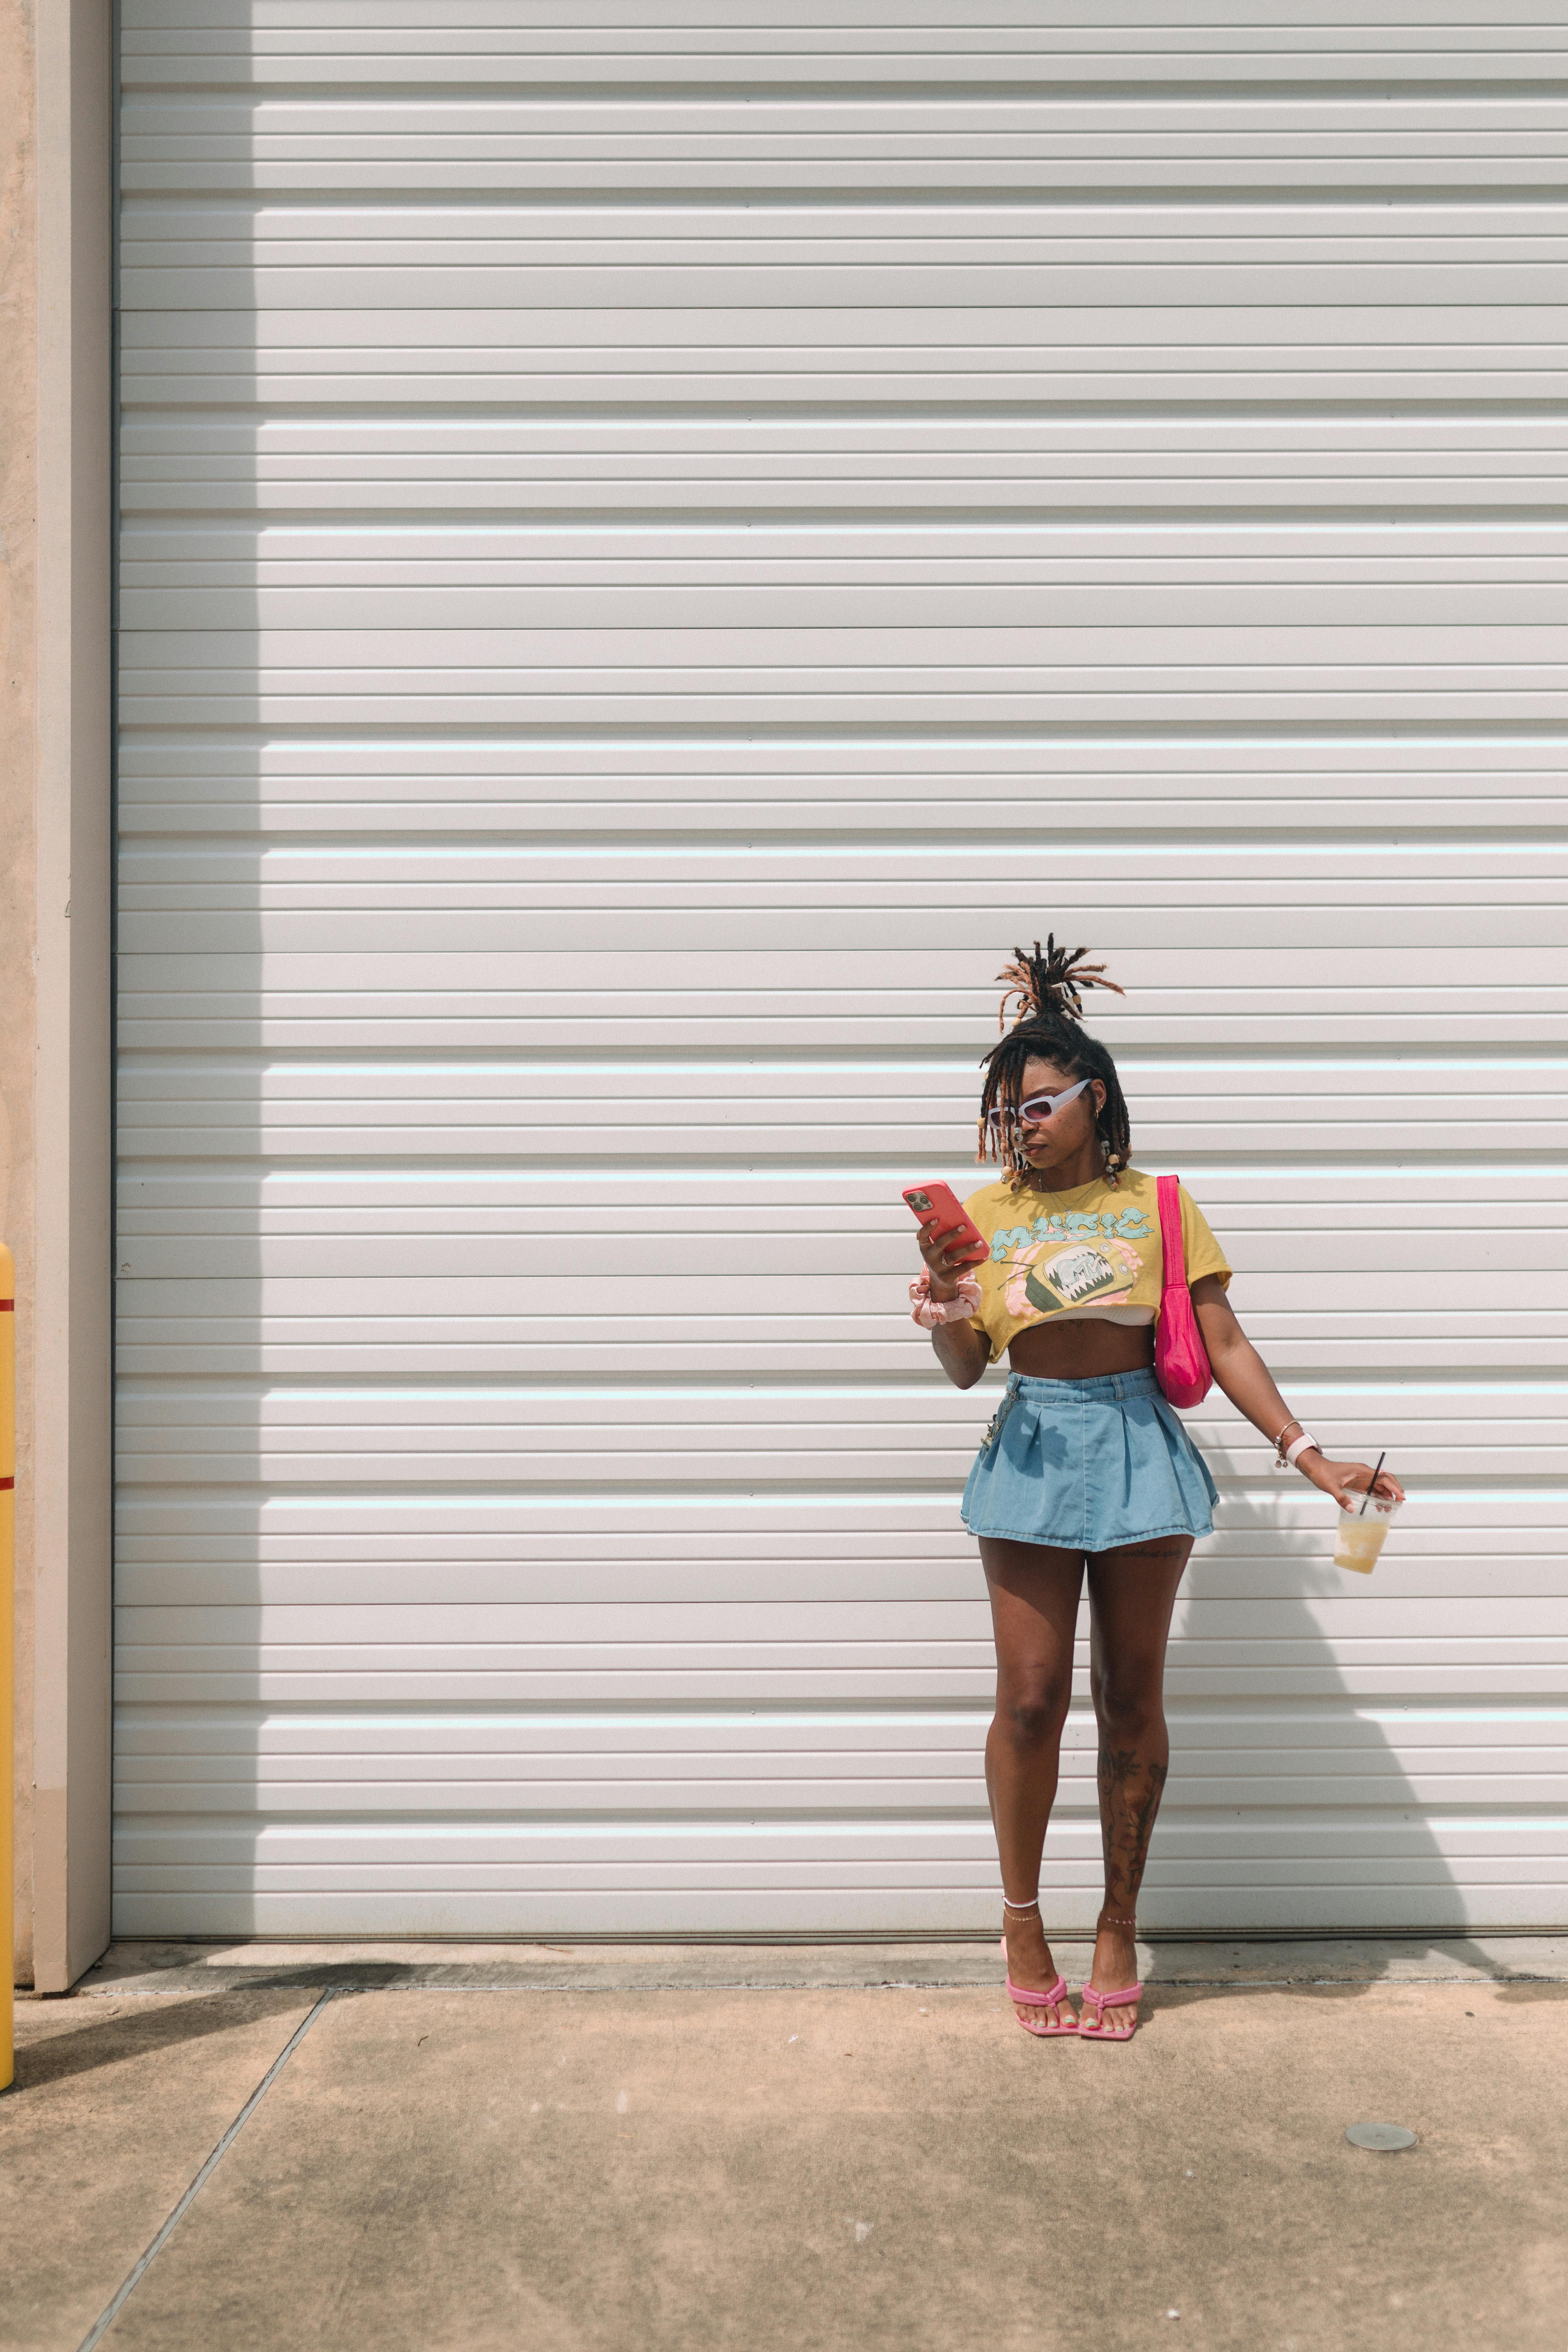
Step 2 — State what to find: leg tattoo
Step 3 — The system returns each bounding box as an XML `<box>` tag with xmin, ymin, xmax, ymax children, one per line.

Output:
<box><xmin>1097</xmin><ymin>1745</ymin><xmax>1169</xmax><ymax>1913</ymax></box>
<box><xmin>1126</xmin><ymin>1759</ymin><xmax>1168</xmax><ymax>1887</ymax></box>
<box><xmin>1082</xmin><ymin>1536</ymin><xmax>1190</xmax><ymax>2015</ymax></box>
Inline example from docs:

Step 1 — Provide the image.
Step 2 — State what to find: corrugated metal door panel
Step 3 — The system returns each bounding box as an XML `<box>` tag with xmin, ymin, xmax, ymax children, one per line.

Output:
<box><xmin>112</xmin><ymin>735</ymin><xmax>1568</xmax><ymax>847</ymax></box>
<box><xmin>116</xmin><ymin>2</ymin><xmax>1568</xmax><ymax>1934</ymax></box>
<box><xmin>117</xmin><ymin>92</ymin><xmax>1568</xmax><ymax>205</ymax></box>
<box><xmin>119</xmin><ymin>2</ymin><xmax>1568</xmax><ymax>87</ymax></box>
<box><xmin>115</xmin><ymin>79</ymin><xmax>1568</xmax><ymax>142</ymax></box>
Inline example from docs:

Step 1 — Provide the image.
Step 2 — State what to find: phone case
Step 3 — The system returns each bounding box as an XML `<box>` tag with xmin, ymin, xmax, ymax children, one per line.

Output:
<box><xmin>903</xmin><ymin>1184</ymin><xmax>988</xmax><ymax>1263</ymax></box>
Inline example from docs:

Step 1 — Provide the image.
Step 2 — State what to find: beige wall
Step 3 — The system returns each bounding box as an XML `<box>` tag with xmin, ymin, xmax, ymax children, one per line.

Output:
<box><xmin>1</xmin><ymin>0</ymin><xmax>38</xmax><ymax>1989</ymax></box>
<box><xmin>3</xmin><ymin>0</ymin><xmax>112</xmax><ymax>1992</ymax></box>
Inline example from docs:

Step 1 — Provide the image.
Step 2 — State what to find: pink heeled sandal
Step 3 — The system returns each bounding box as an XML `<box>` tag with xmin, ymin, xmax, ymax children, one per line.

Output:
<box><xmin>999</xmin><ymin>1901</ymin><xmax>1078</xmax><ymax>2038</ymax></box>
<box><xmin>1078</xmin><ymin>1981</ymin><xmax>1143</xmax><ymax>2041</ymax></box>
<box><xmin>1078</xmin><ymin>1910</ymin><xmax>1143</xmax><ymax>2041</ymax></box>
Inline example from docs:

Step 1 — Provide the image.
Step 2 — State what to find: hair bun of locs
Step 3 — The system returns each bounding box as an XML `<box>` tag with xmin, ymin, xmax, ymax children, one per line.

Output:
<box><xmin>996</xmin><ymin>936</ymin><xmax>1126</xmax><ymax>1032</ymax></box>
<box><xmin>979</xmin><ymin>936</ymin><xmax>1132</xmax><ymax>1184</ymax></box>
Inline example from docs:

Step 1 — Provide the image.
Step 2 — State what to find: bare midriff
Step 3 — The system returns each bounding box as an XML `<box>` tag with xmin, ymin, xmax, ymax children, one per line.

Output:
<box><xmin>1006</xmin><ymin>1317</ymin><xmax>1156</xmax><ymax>1381</ymax></box>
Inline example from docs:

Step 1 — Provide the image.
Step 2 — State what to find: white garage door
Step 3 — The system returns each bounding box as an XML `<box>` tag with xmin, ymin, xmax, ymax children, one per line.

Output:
<box><xmin>115</xmin><ymin>4</ymin><xmax>1568</xmax><ymax>1937</ymax></box>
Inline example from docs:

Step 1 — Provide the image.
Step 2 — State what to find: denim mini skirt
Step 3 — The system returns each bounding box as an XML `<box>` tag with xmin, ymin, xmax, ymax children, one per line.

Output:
<box><xmin>961</xmin><ymin>1367</ymin><xmax>1218</xmax><ymax>1553</ymax></box>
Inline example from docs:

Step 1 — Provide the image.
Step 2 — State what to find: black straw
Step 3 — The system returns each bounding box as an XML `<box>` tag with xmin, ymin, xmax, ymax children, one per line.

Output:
<box><xmin>1358</xmin><ymin>1452</ymin><xmax>1387</xmax><ymax>1516</ymax></box>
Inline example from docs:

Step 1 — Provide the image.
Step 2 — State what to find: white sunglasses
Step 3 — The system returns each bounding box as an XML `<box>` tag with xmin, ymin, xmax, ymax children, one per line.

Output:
<box><xmin>985</xmin><ymin>1077</ymin><xmax>1092</xmax><ymax>1133</ymax></box>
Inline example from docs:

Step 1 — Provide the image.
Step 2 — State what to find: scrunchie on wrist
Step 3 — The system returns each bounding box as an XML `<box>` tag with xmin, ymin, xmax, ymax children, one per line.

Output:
<box><xmin>909</xmin><ymin>1271</ymin><xmax>983</xmax><ymax>1329</ymax></box>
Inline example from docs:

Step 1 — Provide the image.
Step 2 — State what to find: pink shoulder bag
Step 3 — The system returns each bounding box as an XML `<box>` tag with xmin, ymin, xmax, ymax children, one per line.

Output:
<box><xmin>1154</xmin><ymin>1173</ymin><xmax>1213</xmax><ymax>1409</ymax></box>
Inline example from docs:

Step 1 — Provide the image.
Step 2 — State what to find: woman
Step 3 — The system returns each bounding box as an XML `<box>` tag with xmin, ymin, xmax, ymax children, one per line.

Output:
<box><xmin>911</xmin><ymin>940</ymin><xmax>1403</xmax><ymax>2041</ymax></box>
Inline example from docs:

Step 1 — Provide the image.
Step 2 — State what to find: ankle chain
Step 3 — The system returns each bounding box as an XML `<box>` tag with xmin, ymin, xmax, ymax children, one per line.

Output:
<box><xmin>1002</xmin><ymin>1896</ymin><xmax>1041</xmax><ymax>1913</ymax></box>
<box><xmin>1100</xmin><ymin>1914</ymin><xmax>1137</xmax><ymax>1929</ymax></box>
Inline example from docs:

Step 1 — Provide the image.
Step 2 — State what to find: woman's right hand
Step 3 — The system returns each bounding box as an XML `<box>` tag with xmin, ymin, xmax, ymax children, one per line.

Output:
<box><xmin>917</xmin><ymin>1219</ymin><xmax>986</xmax><ymax>1302</ymax></box>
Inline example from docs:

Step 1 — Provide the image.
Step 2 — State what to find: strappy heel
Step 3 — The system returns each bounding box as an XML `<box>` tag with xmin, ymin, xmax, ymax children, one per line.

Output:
<box><xmin>1078</xmin><ymin>1980</ymin><xmax>1143</xmax><ymax>2040</ymax></box>
<box><xmin>1078</xmin><ymin>1909</ymin><xmax>1143</xmax><ymax>2040</ymax></box>
<box><xmin>999</xmin><ymin>1898</ymin><xmax>1078</xmax><ymax>2038</ymax></box>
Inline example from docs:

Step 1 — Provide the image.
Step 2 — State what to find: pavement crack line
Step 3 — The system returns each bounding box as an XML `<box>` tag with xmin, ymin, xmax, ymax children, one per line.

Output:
<box><xmin>75</xmin><ymin>1988</ymin><xmax>339</xmax><ymax>2352</ymax></box>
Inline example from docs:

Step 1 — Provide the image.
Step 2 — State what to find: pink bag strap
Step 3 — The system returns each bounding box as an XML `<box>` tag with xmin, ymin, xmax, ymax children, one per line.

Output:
<box><xmin>1156</xmin><ymin>1173</ymin><xmax>1186</xmax><ymax>1294</ymax></box>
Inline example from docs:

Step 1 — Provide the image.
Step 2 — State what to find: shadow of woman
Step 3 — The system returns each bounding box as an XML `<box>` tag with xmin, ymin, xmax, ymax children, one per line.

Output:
<box><xmin>1138</xmin><ymin>1466</ymin><xmax>1502</xmax><ymax>1979</ymax></box>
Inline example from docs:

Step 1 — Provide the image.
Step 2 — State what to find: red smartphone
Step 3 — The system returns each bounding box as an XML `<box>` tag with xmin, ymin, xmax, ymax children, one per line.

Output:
<box><xmin>902</xmin><ymin>1182</ymin><xmax>989</xmax><ymax>1266</ymax></box>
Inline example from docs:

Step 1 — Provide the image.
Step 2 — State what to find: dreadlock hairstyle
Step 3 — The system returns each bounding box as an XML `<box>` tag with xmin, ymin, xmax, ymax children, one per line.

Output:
<box><xmin>978</xmin><ymin>937</ymin><xmax>1131</xmax><ymax>1187</ymax></box>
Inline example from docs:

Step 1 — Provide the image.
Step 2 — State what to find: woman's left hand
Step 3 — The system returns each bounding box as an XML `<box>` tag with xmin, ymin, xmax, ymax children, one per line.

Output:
<box><xmin>1299</xmin><ymin>1453</ymin><xmax>1406</xmax><ymax>1510</ymax></box>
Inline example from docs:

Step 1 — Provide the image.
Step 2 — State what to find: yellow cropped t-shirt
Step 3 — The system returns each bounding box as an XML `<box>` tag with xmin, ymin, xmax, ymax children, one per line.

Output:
<box><xmin>961</xmin><ymin>1166</ymin><xmax>1232</xmax><ymax>1366</ymax></box>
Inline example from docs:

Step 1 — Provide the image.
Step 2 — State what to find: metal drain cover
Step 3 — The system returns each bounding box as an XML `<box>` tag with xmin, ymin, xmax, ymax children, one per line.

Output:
<box><xmin>1345</xmin><ymin>2122</ymin><xmax>1416</xmax><ymax>2151</ymax></box>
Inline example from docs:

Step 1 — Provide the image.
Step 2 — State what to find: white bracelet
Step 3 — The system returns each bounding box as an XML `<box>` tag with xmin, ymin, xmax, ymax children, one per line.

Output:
<box><xmin>1284</xmin><ymin>1431</ymin><xmax>1322</xmax><ymax>1470</ymax></box>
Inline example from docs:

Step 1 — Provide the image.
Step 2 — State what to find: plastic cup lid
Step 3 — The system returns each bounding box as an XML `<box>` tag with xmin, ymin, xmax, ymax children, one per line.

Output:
<box><xmin>1345</xmin><ymin>2121</ymin><xmax>1416</xmax><ymax>2151</ymax></box>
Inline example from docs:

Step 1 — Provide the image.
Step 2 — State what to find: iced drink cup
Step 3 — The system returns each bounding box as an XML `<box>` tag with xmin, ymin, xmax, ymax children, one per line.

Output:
<box><xmin>1334</xmin><ymin>1494</ymin><xmax>1402</xmax><ymax>1574</ymax></box>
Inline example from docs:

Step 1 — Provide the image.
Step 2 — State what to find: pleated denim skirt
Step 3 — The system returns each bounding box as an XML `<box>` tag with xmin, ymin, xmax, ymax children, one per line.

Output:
<box><xmin>961</xmin><ymin>1367</ymin><xmax>1217</xmax><ymax>1553</ymax></box>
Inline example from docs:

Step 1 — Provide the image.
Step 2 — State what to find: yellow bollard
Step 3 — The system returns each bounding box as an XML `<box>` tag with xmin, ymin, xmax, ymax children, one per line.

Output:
<box><xmin>1</xmin><ymin>1244</ymin><xmax>13</xmax><ymax>2092</ymax></box>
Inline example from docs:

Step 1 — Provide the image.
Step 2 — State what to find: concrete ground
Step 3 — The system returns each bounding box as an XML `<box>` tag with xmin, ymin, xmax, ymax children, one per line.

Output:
<box><xmin>4</xmin><ymin>1938</ymin><xmax>1566</xmax><ymax>2352</ymax></box>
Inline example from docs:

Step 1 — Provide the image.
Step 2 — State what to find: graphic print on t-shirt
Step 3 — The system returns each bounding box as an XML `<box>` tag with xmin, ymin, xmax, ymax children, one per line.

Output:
<box><xmin>1003</xmin><ymin>1232</ymin><xmax>1144</xmax><ymax>1321</ymax></box>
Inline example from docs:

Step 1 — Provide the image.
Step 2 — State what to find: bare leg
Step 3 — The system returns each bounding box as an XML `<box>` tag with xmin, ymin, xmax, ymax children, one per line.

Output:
<box><xmin>979</xmin><ymin>1536</ymin><xmax>1086</xmax><ymax>2033</ymax></box>
<box><xmin>1082</xmin><ymin>1536</ymin><xmax>1193</xmax><ymax>2033</ymax></box>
